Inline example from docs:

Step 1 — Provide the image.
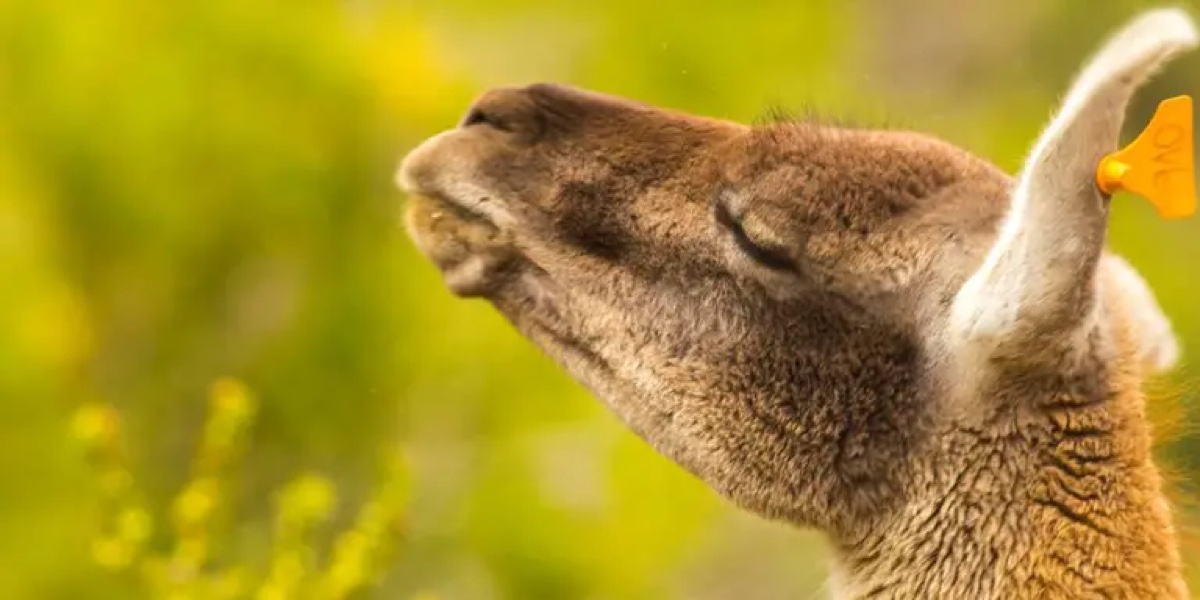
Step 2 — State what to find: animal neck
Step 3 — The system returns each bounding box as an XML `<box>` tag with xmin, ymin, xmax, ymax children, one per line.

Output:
<box><xmin>827</xmin><ymin>351</ymin><xmax>1186</xmax><ymax>599</ymax></box>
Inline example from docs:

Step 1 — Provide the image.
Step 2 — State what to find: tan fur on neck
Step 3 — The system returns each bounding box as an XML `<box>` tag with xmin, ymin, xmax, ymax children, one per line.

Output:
<box><xmin>831</xmin><ymin>263</ymin><xmax>1186</xmax><ymax>597</ymax></box>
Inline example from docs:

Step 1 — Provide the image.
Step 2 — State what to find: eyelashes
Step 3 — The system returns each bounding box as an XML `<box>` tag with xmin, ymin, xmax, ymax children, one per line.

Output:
<box><xmin>713</xmin><ymin>199</ymin><xmax>796</xmax><ymax>271</ymax></box>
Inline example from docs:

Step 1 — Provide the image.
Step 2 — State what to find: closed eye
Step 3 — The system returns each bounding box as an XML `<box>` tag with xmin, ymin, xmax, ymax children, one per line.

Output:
<box><xmin>713</xmin><ymin>200</ymin><xmax>795</xmax><ymax>271</ymax></box>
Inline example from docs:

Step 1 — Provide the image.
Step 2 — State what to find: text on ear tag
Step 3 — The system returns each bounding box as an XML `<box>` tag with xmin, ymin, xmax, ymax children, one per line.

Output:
<box><xmin>1095</xmin><ymin>95</ymin><xmax>1196</xmax><ymax>219</ymax></box>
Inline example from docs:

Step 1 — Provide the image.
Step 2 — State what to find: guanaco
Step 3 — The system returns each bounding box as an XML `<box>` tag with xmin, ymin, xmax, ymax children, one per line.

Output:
<box><xmin>399</xmin><ymin>8</ymin><xmax>1197</xmax><ymax>598</ymax></box>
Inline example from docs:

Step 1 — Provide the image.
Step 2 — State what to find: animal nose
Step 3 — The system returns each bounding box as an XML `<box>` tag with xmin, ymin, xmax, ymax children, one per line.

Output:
<box><xmin>457</xmin><ymin>86</ymin><xmax>546</xmax><ymax>141</ymax></box>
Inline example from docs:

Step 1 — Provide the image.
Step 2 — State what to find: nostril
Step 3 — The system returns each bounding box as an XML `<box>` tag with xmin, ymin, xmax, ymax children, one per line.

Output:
<box><xmin>458</xmin><ymin>87</ymin><xmax>549</xmax><ymax>141</ymax></box>
<box><xmin>460</xmin><ymin>107</ymin><xmax>510</xmax><ymax>132</ymax></box>
<box><xmin>460</xmin><ymin>107</ymin><xmax>488</xmax><ymax>127</ymax></box>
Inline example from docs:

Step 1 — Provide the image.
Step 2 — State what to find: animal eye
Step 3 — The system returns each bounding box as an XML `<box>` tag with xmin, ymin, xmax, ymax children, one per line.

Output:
<box><xmin>713</xmin><ymin>201</ymin><xmax>795</xmax><ymax>271</ymax></box>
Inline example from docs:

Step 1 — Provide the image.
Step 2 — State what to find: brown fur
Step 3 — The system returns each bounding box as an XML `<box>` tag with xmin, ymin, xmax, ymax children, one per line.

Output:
<box><xmin>397</xmin><ymin>11</ymin><xmax>1194</xmax><ymax>598</ymax></box>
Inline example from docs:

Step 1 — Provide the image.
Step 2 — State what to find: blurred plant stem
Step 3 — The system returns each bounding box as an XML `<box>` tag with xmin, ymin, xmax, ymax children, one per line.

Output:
<box><xmin>72</xmin><ymin>379</ymin><xmax>410</xmax><ymax>600</ymax></box>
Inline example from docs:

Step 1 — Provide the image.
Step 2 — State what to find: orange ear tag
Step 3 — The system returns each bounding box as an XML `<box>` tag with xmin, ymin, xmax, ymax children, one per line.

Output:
<box><xmin>1096</xmin><ymin>95</ymin><xmax>1196</xmax><ymax>219</ymax></box>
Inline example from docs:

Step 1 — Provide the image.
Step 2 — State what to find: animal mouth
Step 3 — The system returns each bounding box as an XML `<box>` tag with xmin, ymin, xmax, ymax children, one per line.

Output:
<box><xmin>402</xmin><ymin>188</ymin><xmax>521</xmax><ymax>298</ymax></box>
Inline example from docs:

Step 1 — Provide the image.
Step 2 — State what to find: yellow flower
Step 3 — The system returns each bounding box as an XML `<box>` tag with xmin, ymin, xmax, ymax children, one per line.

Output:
<box><xmin>172</xmin><ymin>536</ymin><xmax>209</xmax><ymax>571</ymax></box>
<box><xmin>357</xmin><ymin>7</ymin><xmax>466</xmax><ymax>119</ymax></box>
<box><xmin>15</xmin><ymin>280</ymin><xmax>93</xmax><ymax>370</ymax></box>
<box><xmin>259</xmin><ymin>550</ymin><xmax>307</xmax><ymax>599</ymax></box>
<box><xmin>171</xmin><ymin>477</ymin><xmax>219</xmax><ymax>531</ymax></box>
<box><xmin>196</xmin><ymin>378</ymin><xmax>257</xmax><ymax>471</ymax></box>
<box><xmin>274</xmin><ymin>552</ymin><xmax>305</xmax><ymax>582</ymax></box>
<box><xmin>212</xmin><ymin>567</ymin><xmax>250</xmax><ymax>600</ymax></box>
<box><xmin>277</xmin><ymin>473</ymin><xmax>337</xmax><ymax>527</ymax></box>
<box><xmin>91</xmin><ymin>537</ymin><xmax>133</xmax><ymax>572</ymax></box>
<box><xmin>255</xmin><ymin>583</ymin><xmax>287</xmax><ymax>600</ymax></box>
<box><xmin>77</xmin><ymin>384</ymin><xmax>414</xmax><ymax>598</ymax></box>
<box><xmin>322</xmin><ymin>558</ymin><xmax>365</xmax><ymax>597</ymax></box>
<box><xmin>72</xmin><ymin>403</ymin><xmax>119</xmax><ymax>449</ymax></box>
<box><xmin>116</xmin><ymin>507</ymin><xmax>153</xmax><ymax>544</ymax></box>
<box><xmin>332</xmin><ymin>529</ymin><xmax>370</xmax><ymax>561</ymax></box>
<box><xmin>209</xmin><ymin>377</ymin><xmax>255</xmax><ymax>423</ymax></box>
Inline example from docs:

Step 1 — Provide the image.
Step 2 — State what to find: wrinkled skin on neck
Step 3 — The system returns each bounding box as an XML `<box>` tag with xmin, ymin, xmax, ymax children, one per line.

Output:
<box><xmin>398</xmin><ymin>10</ymin><xmax>1194</xmax><ymax>598</ymax></box>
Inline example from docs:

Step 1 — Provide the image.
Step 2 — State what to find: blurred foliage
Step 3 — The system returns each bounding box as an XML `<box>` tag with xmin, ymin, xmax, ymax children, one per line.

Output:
<box><xmin>1</xmin><ymin>0</ymin><xmax>1199</xmax><ymax>598</ymax></box>
<box><xmin>74</xmin><ymin>379</ymin><xmax>409</xmax><ymax>599</ymax></box>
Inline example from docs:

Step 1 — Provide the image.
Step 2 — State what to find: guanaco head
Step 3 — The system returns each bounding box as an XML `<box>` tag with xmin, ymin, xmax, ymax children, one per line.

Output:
<box><xmin>399</xmin><ymin>80</ymin><xmax>1000</xmax><ymax>529</ymax></box>
<box><xmin>399</xmin><ymin>8</ymin><xmax>1196</xmax><ymax>597</ymax></box>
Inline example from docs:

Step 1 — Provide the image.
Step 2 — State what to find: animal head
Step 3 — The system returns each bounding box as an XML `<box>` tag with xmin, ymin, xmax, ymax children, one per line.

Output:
<box><xmin>399</xmin><ymin>6</ymin><xmax>1193</xmax><ymax>559</ymax></box>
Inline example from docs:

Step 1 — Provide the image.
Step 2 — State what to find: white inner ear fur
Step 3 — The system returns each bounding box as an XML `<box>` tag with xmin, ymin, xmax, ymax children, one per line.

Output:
<box><xmin>948</xmin><ymin>8</ymin><xmax>1198</xmax><ymax>360</ymax></box>
<box><xmin>1101</xmin><ymin>254</ymin><xmax>1181</xmax><ymax>373</ymax></box>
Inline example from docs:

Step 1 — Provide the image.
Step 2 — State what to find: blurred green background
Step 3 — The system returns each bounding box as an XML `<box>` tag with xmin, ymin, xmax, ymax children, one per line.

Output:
<box><xmin>4</xmin><ymin>0</ymin><xmax>1200</xmax><ymax>598</ymax></box>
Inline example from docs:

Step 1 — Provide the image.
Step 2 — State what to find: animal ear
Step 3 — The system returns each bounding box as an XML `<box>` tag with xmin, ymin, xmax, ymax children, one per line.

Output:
<box><xmin>1020</xmin><ymin>8</ymin><xmax>1198</xmax><ymax>196</ymax></box>
<box><xmin>1102</xmin><ymin>254</ymin><xmax>1181</xmax><ymax>373</ymax></box>
<box><xmin>949</xmin><ymin>9</ymin><xmax>1198</xmax><ymax>357</ymax></box>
